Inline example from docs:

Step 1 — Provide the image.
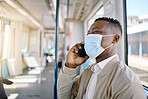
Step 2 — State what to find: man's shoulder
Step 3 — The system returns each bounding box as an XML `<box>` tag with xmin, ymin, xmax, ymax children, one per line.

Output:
<box><xmin>118</xmin><ymin>61</ymin><xmax>140</xmax><ymax>83</ymax></box>
<box><xmin>115</xmin><ymin>62</ymin><xmax>146</xmax><ymax>98</ymax></box>
<box><xmin>110</xmin><ymin>61</ymin><xmax>146</xmax><ymax>98</ymax></box>
<box><xmin>112</xmin><ymin>61</ymin><xmax>142</xmax><ymax>91</ymax></box>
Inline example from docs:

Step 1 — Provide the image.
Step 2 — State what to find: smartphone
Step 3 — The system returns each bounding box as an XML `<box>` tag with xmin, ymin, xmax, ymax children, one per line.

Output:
<box><xmin>78</xmin><ymin>44</ymin><xmax>87</xmax><ymax>57</ymax></box>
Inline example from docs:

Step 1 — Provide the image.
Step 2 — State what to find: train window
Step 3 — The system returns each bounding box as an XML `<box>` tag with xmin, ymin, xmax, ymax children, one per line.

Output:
<box><xmin>2</xmin><ymin>25</ymin><xmax>10</xmax><ymax>59</ymax></box>
<box><xmin>21</xmin><ymin>33</ymin><xmax>28</xmax><ymax>52</ymax></box>
<box><xmin>127</xmin><ymin>0</ymin><xmax>148</xmax><ymax>86</ymax></box>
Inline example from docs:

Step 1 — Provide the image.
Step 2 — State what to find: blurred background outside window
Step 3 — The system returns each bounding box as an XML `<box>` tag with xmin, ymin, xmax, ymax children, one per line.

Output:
<box><xmin>127</xmin><ymin>0</ymin><xmax>148</xmax><ymax>86</ymax></box>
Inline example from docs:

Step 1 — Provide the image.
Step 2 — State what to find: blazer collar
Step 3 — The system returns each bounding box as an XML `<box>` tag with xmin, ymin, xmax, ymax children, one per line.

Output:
<box><xmin>76</xmin><ymin>56</ymin><xmax>119</xmax><ymax>99</ymax></box>
<box><xmin>97</xmin><ymin>56</ymin><xmax>120</xmax><ymax>77</ymax></box>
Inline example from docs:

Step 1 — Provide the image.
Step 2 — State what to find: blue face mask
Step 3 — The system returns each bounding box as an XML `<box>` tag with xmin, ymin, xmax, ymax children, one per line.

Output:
<box><xmin>84</xmin><ymin>34</ymin><xmax>115</xmax><ymax>59</ymax></box>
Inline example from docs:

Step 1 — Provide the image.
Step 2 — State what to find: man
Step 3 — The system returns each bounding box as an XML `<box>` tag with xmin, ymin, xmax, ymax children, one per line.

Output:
<box><xmin>57</xmin><ymin>17</ymin><xmax>146</xmax><ymax>99</ymax></box>
<box><xmin>0</xmin><ymin>78</ymin><xmax>8</xmax><ymax>99</ymax></box>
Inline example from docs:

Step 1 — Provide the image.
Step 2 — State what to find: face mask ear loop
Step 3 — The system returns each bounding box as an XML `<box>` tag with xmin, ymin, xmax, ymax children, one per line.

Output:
<box><xmin>104</xmin><ymin>44</ymin><xmax>113</xmax><ymax>50</ymax></box>
<box><xmin>102</xmin><ymin>34</ymin><xmax>115</xmax><ymax>50</ymax></box>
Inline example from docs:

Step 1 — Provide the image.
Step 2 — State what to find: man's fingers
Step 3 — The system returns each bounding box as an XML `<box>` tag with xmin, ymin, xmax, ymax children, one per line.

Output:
<box><xmin>77</xmin><ymin>44</ymin><xmax>81</xmax><ymax>49</ymax></box>
<box><xmin>76</xmin><ymin>55</ymin><xmax>89</xmax><ymax>65</ymax></box>
<box><xmin>81</xmin><ymin>42</ymin><xmax>84</xmax><ymax>45</ymax></box>
<box><xmin>71</xmin><ymin>43</ymin><xmax>82</xmax><ymax>53</ymax></box>
<box><xmin>66</xmin><ymin>42</ymin><xmax>89</xmax><ymax>68</ymax></box>
<box><xmin>74</xmin><ymin>47</ymin><xmax>79</xmax><ymax>53</ymax></box>
<box><xmin>84</xmin><ymin>55</ymin><xmax>89</xmax><ymax>60</ymax></box>
<box><xmin>71</xmin><ymin>44</ymin><xmax>79</xmax><ymax>53</ymax></box>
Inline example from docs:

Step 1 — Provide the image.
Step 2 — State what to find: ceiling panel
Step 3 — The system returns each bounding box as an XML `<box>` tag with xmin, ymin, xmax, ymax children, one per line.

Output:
<box><xmin>43</xmin><ymin>15</ymin><xmax>55</xmax><ymax>28</ymax></box>
<box><xmin>17</xmin><ymin>0</ymin><xmax>55</xmax><ymax>28</ymax></box>
<box><xmin>0</xmin><ymin>2</ymin><xmax>37</xmax><ymax>29</ymax></box>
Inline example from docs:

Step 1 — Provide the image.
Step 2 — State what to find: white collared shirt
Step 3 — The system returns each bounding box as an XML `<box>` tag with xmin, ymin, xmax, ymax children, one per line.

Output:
<box><xmin>83</xmin><ymin>54</ymin><xmax>117</xmax><ymax>99</ymax></box>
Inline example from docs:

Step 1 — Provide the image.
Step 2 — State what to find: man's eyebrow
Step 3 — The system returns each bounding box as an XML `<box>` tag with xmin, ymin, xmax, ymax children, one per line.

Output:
<box><xmin>92</xmin><ymin>27</ymin><xmax>101</xmax><ymax>30</ymax></box>
<box><xmin>88</xmin><ymin>27</ymin><xmax>102</xmax><ymax>32</ymax></box>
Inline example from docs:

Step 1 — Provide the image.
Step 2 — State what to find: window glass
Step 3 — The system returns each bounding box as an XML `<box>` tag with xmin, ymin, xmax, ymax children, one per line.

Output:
<box><xmin>2</xmin><ymin>25</ymin><xmax>10</xmax><ymax>59</ymax></box>
<box><xmin>88</xmin><ymin>6</ymin><xmax>104</xmax><ymax>30</ymax></box>
<box><xmin>21</xmin><ymin>33</ymin><xmax>27</xmax><ymax>52</ymax></box>
<box><xmin>127</xmin><ymin>0</ymin><xmax>148</xmax><ymax>86</ymax></box>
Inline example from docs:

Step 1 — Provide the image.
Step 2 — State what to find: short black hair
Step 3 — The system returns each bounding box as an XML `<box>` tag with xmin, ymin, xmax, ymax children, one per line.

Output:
<box><xmin>94</xmin><ymin>17</ymin><xmax>122</xmax><ymax>35</ymax></box>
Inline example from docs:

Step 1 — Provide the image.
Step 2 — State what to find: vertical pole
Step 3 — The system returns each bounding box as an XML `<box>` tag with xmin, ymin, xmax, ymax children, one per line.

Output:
<box><xmin>54</xmin><ymin>0</ymin><xmax>59</xmax><ymax>99</ymax></box>
<box><xmin>123</xmin><ymin>0</ymin><xmax>128</xmax><ymax>65</ymax></box>
<box><xmin>67</xmin><ymin>0</ymin><xmax>69</xmax><ymax>18</ymax></box>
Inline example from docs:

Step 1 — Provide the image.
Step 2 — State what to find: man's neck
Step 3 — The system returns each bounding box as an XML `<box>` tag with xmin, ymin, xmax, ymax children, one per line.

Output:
<box><xmin>95</xmin><ymin>53</ymin><xmax>116</xmax><ymax>63</ymax></box>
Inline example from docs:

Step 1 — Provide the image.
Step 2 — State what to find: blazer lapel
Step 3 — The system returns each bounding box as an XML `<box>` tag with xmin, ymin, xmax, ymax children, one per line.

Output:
<box><xmin>98</xmin><ymin>56</ymin><xmax>119</xmax><ymax>77</ymax></box>
<box><xmin>76</xmin><ymin>66</ymin><xmax>93</xmax><ymax>99</ymax></box>
<box><xmin>93</xmin><ymin>56</ymin><xmax>120</xmax><ymax>98</ymax></box>
<box><xmin>76</xmin><ymin>56</ymin><xmax>119</xmax><ymax>99</ymax></box>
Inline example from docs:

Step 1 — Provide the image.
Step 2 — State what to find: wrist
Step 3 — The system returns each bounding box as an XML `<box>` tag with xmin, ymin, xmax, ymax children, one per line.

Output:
<box><xmin>63</xmin><ymin>65</ymin><xmax>76</xmax><ymax>75</ymax></box>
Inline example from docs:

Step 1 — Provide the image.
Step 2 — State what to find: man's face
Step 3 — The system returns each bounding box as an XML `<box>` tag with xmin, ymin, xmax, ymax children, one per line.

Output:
<box><xmin>87</xmin><ymin>20</ymin><xmax>114</xmax><ymax>49</ymax></box>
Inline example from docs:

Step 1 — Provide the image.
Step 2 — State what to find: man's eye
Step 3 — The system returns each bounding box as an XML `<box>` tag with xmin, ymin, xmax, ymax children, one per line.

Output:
<box><xmin>93</xmin><ymin>31</ymin><xmax>100</xmax><ymax>33</ymax></box>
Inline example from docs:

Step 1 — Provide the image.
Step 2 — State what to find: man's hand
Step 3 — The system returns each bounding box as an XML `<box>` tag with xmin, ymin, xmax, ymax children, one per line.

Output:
<box><xmin>66</xmin><ymin>42</ymin><xmax>89</xmax><ymax>68</ymax></box>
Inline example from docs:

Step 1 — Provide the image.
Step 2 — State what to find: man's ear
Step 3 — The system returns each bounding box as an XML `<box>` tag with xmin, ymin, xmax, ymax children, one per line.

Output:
<box><xmin>112</xmin><ymin>34</ymin><xmax>120</xmax><ymax>43</ymax></box>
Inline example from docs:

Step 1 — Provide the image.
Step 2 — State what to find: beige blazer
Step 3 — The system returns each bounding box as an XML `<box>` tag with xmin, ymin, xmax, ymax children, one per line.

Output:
<box><xmin>70</xmin><ymin>56</ymin><xmax>146</xmax><ymax>99</ymax></box>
